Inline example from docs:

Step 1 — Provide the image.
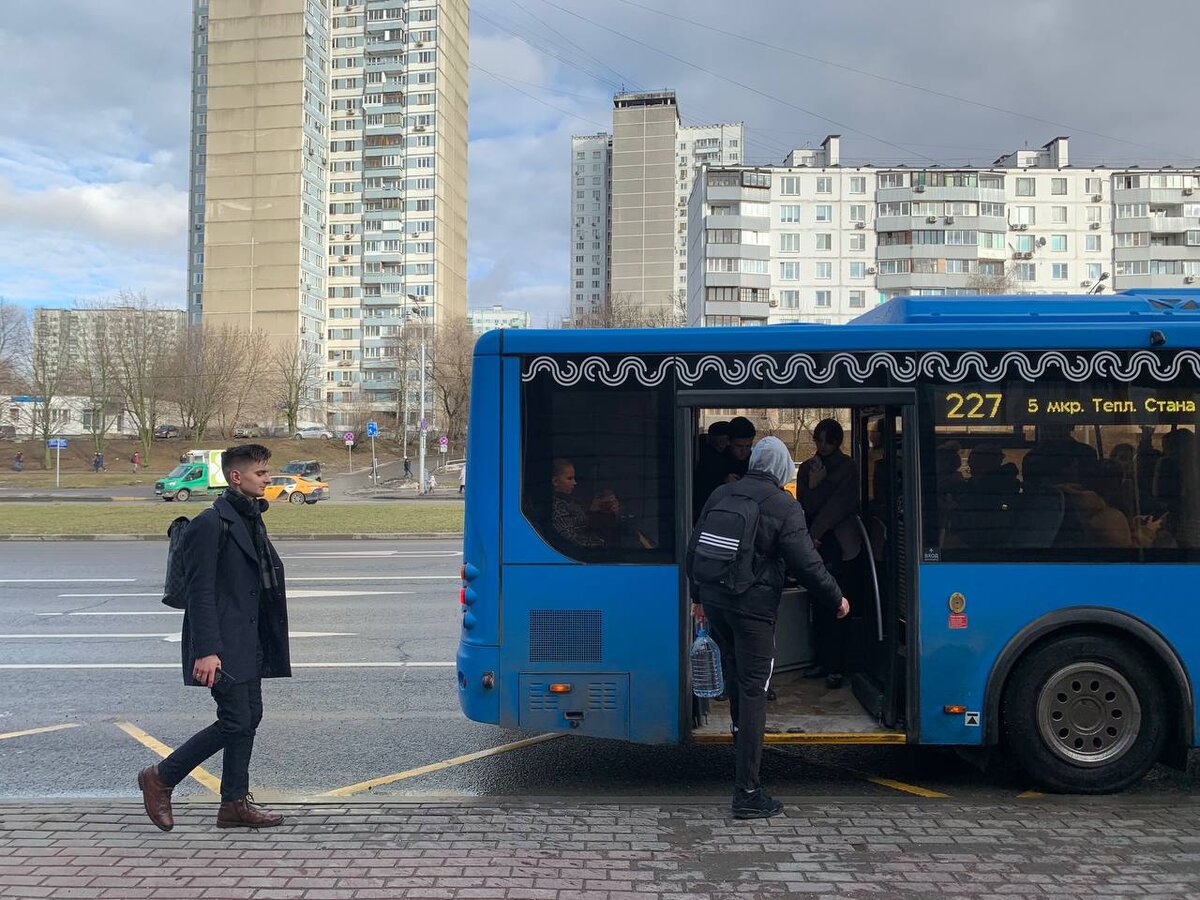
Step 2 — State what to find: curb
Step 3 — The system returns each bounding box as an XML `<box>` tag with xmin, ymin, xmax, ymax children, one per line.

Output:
<box><xmin>0</xmin><ymin>532</ymin><xmax>463</xmax><ymax>542</ymax></box>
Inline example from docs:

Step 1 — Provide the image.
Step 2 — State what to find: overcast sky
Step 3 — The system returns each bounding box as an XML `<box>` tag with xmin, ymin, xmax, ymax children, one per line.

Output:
<box><xmin>0</xmin><ymin>1</ymin><xmax>1196</xmax><ymax>324</ymax></box>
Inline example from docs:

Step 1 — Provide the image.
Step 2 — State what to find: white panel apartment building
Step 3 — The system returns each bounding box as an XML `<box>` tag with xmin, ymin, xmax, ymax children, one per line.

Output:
<box><xmin>687</xmin><ymin>136</ymin><xmax>1200</xmax><ymax>326</ymax></box>
<box><xmin>570</xmin><ymin>92</ymin><xmax>742</xmax><ymax>326</ymax></box>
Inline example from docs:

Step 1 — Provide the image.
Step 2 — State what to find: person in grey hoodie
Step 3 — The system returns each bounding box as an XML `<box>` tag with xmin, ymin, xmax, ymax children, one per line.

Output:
<box><xmin>689</xmin><ymin>436</ymin><xmax>849</xmax><ymax>819</ymax></box>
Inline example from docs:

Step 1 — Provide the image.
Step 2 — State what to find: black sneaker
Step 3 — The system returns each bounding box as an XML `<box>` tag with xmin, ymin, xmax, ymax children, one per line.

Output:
<box><xmin>825</xmin><ymin>673</ymin><xmax>844</xmax><ymax>689</ymax></box>
<box><xmin>732</xmin><ymin>788</ymin><xmax>784</xmax><ymax>820</ymax></box>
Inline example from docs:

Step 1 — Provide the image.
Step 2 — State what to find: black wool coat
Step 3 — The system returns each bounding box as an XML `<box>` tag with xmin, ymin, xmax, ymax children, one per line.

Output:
<box><xmin>178</xmin><ymin>494</ymin><xmax>292</xmax><ymax>685</ymax></box>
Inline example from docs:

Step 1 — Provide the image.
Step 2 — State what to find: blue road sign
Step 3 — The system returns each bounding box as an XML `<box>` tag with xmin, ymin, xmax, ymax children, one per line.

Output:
<box><xmin>366</xmin><ymin>420</ymin><xmax>378</xmax><ymax>438</ymax></box>
<box><xmin>47</xmin><ymin>439</ymin><xmax>68</xmax><ymax>449</ymax></box>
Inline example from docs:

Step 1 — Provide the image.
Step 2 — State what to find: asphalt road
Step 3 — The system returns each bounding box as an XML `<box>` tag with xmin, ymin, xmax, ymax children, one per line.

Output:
<box><xmin>1</xmin><ymin>540</ymin><xmax>1197</xmax><ymax>807</ymax></box>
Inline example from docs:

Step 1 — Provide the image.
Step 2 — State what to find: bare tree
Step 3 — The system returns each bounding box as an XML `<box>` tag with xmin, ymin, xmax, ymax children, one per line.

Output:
<box><xmin>0</xmin><ymin>297</ymin><xmax>27</xmax><ymax>394</ymax></box>
<box><xmin>383</xmin><ymin>322</ymin><xmax>422</xmax><ymax>454</ymax></box>
<box><xmin>108</xmin><ymin>292</ymin><xmax>180</xmax><ymax>463</ymax></box>
<box><xmin>430</xmin><ymin>315</ymin><xmax>474</xmax><ymax>454</ymax></box>
<box><xmin>173</xmin><ymin>323</ymin><xmax>250</xmax><ymax>443</ymax></box>
<box><xmin>21</xmin><ymin>312</ymin><xmax>69</xmax><ymax>467</ymax></box>
<box><xmin>270</xmin><ymin>338</ymin><xmax>323</xmax><ymax>435</ymax></box>
<box><xmin>572</xmin><ymin>291</ymin><xmax>685</xmax><ymax>329</ymax></box>
<box><xmin>71</xmin><ymin>301</ymin><xmax>121</xmax><ymax>454</ymax></box>
<box><xmin>967</xmin><ymin>266</ymin><xmax>1024</xmax><ymax>295</ymax></box>
<box><xmin>215</xmin><ymin>328</ymin><xmax>269</xmax><ymax>438</ymax></box>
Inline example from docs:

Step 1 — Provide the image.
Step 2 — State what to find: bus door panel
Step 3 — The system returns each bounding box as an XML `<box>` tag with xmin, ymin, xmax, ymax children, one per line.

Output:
<box><xmin>851</xmin><ymin>407</ymin><xmax>911</xmax><ymax>730</ymax></box>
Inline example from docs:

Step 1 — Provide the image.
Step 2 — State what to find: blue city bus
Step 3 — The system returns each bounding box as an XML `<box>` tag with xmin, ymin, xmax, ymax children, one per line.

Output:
<box><xmin>457</xmin><ymin>291</ymin><xmax>1200</xmax><ymax>792</ymax></box>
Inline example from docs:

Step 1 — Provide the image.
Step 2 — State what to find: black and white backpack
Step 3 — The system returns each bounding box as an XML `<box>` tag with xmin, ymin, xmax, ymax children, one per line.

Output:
<box><xmin>686</xmin><ymin>489</ymin><xmax>763</xmax><ymax>594</ymax></box>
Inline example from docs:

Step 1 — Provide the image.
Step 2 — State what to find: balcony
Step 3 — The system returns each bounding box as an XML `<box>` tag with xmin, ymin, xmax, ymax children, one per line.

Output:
<box><xmin>876</xmin><ymin>186</ymin><xmax>1006</xmax><ymax>205</ymax></box>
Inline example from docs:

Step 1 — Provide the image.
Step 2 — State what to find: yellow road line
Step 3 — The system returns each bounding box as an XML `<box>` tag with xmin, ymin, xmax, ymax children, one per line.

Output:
<box><xmin>114</xmin><ymin>721</ymin><xmax>221</xmax><ymax>795</ymax></box>
<box><xmin>322</xmin><ymin>733</ymin><xmax>564</xmax><ymax>797</ymax></box>
<box><xmin>695</xmin><ymin>731</ymin><xmax>907</xmax><ymax>745</ymax></box>
<box><xmin>1017</xmin><ymin>789</ymin><xmax>1044</xmax><ymax>799</ymax></box>
<box><xmin>0</xmin><ymin>723</ymin><xmax>80</xmax><ymax>741</ymax></box>
<box><xmin>863</xmin><ymin>774</ymin><xmax>949</xmax><ymax>799</ymax></box>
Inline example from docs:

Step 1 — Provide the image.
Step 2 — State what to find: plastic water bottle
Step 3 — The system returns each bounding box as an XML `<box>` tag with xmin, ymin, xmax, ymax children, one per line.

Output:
<box><xmin>690</xmin><ymin>626</ymin><xmax>724</xmax><ymax>698</ymax></box>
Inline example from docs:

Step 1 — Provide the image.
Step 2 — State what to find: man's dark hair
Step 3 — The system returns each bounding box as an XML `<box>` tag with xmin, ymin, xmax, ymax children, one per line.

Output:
<box><xmin>221</xmin><ymin>444</ymin><xmax>271</xmax><ymax>478</ymax></box>
<box><xmin>727</xmin><ymin>416</ymin><xmax>756</xmax><ymax>440</ymax></box>
<box><xmin>707</xmin><ymin>421</ymin><xmax>731</xmax><ymax>438</ymax></box>
<box><xmin>814</xmin><ymin>419</ymin><xmax>844</xmax><ymax>447</ymax></box>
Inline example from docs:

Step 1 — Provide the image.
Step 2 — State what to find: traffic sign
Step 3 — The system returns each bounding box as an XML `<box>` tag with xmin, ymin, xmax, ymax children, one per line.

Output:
<box><xmin>47</xmin><ymin>439</ymin><xmax>68</xmax><ymax>449</ymax></box>
<box><xmin>438</xmin><ymin>435</ymin><xmax>448</xmax><ymax>447</ymax></box>
<box><xmin>343</xmin><ymin>431</ymin><xmax>354</xmax><ymax>446</ymax></box>
<box><xmin>420</xmin><ymin>417</ymin><xmax>428</xmax><ymax>433</ymax></box>
<box><xmin>366</xmin><ymin>420</ymin><xmax>378</xmax><ymax>438</ymax></box>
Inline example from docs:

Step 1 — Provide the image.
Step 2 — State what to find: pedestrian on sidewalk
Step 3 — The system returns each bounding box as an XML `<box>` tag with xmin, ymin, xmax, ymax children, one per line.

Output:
<box><xmin>403</xmin><ymin>457</ymin><xmax>412</xmax><ymax>480</ymax></box>
<box><xmin>12</xmin><ymin>451</ymin><xmax>23</xmax><ymax>472</ymax></box>
<box><xmin>93</xmin><ymin>451</ymin><xmax>104</xmax><ymax>473</ymax></box>
<box><xmin>458</xmin><ymin>464</ymin><xmax>466</xmax><ymax>494</ymax></box>
<box><xmin>687</xmin><ymin>436</ymin><xmax>848</xmax><ymax>820</ymax></box>
<box><xmin>131</xmin><ymin>449</ymin><xmax>140</xmax><ymax>472</ymax></box>
<box><xmin>137</xmin><ymin>443</ymin><xmax>292</xmax><ymax>831</ymax></box>
<box><xmin>428</xmin><ymin>471</ymin><xmax>437</xmax><ymax>492</ymax></box>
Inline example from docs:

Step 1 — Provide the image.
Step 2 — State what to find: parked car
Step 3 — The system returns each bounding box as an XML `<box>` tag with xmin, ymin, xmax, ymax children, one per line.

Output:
<box><xmin>280</xmin><ymin>459</ymin><xmax>322</xmax><ymax>480</ymax></box>
<box><xmin>294</xmin><ymin>425</ymin><xmax>333</xmax><ymax>440</ymax></box>
<box><xmin>153</xmin><ymin>424</ymin><xmax>182</xmax><ymax>440</ymax></box>
<box><xmin>264</xmin><ymin>474</ymin><xmax>329</xmax><ymax>505</ymax></box>
<box><xmin>232</xmin><ymin>423</ymin><xmax>261</xmax><ymax>438</ymax></box>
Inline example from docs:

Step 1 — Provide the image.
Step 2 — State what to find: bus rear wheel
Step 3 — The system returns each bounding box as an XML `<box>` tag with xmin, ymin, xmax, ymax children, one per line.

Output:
<box><xmin>1002</xmin><ymin>633</ymin><xmax>1166</xmax><ymax>794</ymax></box>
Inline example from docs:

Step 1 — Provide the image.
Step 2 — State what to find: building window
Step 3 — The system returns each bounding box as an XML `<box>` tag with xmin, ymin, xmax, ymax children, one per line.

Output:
<box><xmin>1052</xmin><ymin>263</ymin><xmax>1069</xmax><ymax>280</ymax></box>
<box><xmin>1087</xmin><ymin>263</ymin><xmax>1103</xmax><ymax>281</ymax></box>
<box><xmin>849</xmin><ymin>262</ymin><xmax>866</xmax><ymax>279</ymax></box>
<box><xmin>849</xmin><ymin>176</ymin><xmax>866</xmax><ymax>194</ymax></box>
<box><xmin>816</xmin><ymin>177</ymin><xmax>832</xmax><ymax>194</ymax></box>
<box><xmin>1051</xmin><ymin>234</ymin><xmax>1067</xmax><ymax>252</ymax></box>
<box><xmin>849</xmin><ymin>204</ymin><xmax>867</xmax><ymax>222</ymax></box>
<box><xmin>1085</xmin><ymin>177</ymin><xmax>1102</xmax><ymax>195</ymax></box>
<box><xmin>1085</xmin><ymin>234</ymin><xmax>1101</xmax><ymax>252</ymax></box>
<box><xmin>849</xmin><ymin>234</ymin><xmax>866</xmax><ymax>251</ymax></box>
<box><xmin>815</xmin><ymin>290</ymin><xmax>832</xmax><ymax>308</ymax></box>
<box><xmin>779</xmin><ymin>262</ymin><xmax>800</xmax><ymax>281</ymax></box>
<box><xmin>1052</xmin><ymin>206</ymin><xmax>1068</xmax><ymax>224</ymax></box>
<box><xmin>849</xmin><ymin>290</ymin><xmax>866</xmax><ymax>308</ymax></box>
<box><xmin>1013</xmin><ymin>206</ymin><xmax>1036</xmax><ymax>225</ymax></box>
<box><xmin>1016</xmin><ymin>263</ymin><xmax>1036</xmax><ymax>281</ymax></box>
<box><xmin>815</xmin><ymin>233</ymin><xmax>832</xmax><ymax>251</ymax></box>
<box><xmin>779</xmin><ymin>204</ymin><xmax>802</xmax><ymax>223</ymax></box>
<box><xmin>779</xmin><ymin>290</ymin><xmax>799</xmax><ymax>309</ymax></box>
<box><xmin>1051</xmin><ymin>178</ymin><xmax>1068</xmax><ymax>195</ymax></box>
<box><xmin>1015</xmin><ymin>177</ymin><xmax>1035</xmax><ymax>196</ymax></box>
<box><xmin>1087</xmin><ymin>206</ymin><xmax>1102</xmax><ymax>224</ymax></box>
<box><xmin>815</xmin><ymin>205</ymin><xmax>832</xmax><ymax>223</ymax></box>
<box><xmin>780</xmin><ymin>233</ymin><xmax>801</xmax><ymax>252</ymax></box>
<box><xmin>779</xmin><ymin>176</ymin><xmax>801</xmax><ymax>195</ymax></box>
<box><xmin>815</xmin><ymin>262</ymin><xmax>832</xmax><ymax>280</ymax></box>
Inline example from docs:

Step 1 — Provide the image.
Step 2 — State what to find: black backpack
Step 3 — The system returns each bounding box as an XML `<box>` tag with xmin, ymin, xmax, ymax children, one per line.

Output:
<box><xmin>687</xmin><ymin>488</ymin><xmax>763</xmax><ymax>594</ymax></box>
<box><xmin>162</xmin><ymin>514</ymin><xmax>229</xmax><ymax>609</ymax></box>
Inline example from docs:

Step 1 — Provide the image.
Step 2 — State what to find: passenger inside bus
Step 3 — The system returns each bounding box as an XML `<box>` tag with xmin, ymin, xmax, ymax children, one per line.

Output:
<box><xmin>548</xmin><ymin>458</ymin><xmax>655</xmax><ymax>552</ymax></box>
<box><xmin>693</xmin><ymin>417</ymin><xmax>757</xmax><ymax>514</ymax></box>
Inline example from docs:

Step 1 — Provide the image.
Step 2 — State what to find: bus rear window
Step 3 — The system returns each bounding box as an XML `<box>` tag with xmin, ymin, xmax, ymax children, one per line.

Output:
<box><xmin>521</xmin><ymin>376</ymin><xmax>675</xmax><ymax>564</ymax></box>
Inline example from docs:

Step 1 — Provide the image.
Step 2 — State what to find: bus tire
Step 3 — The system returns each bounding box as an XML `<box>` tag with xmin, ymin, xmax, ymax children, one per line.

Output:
<box><xmin>1002</xmin><ymin>633</ymin><xmax>1166</xmax><ymax>794</ymax></box>
<box><xmin>175</xmin><ymin>489</ymin><xmax>190</xmax><ymax>503</ymax></box>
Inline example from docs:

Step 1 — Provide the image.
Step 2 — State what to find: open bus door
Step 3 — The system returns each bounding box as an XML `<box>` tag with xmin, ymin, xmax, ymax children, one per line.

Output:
<box><xmin>851</xmin><ymin>407</ymin><xmax>911</xmax><ymax>731</ymax></box>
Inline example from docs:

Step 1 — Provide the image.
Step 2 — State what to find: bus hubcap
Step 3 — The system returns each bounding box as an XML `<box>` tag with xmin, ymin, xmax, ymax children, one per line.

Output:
<box><xmin>1037</xmin><ymin>662</ymin><xmax>1140</xmax><ymax>766</ymax></box>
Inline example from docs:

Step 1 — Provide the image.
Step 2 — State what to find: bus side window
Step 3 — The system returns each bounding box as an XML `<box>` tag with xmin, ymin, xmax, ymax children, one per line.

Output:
<box><xmin>521</xmin><ymin>376</ymin><xmax>675</xmax><ymax>564</ymax></box>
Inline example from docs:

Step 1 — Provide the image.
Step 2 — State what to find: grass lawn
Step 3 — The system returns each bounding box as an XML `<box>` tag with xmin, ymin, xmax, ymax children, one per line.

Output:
<box><xmin>0</xmin><ymin>502</ymin><xmax>464</xmax><ymax>536</ymax></box>
<box><xmin>0</xmin><ymin>473</ymin><xmax>155</xmax><ymax>489</ymax></box>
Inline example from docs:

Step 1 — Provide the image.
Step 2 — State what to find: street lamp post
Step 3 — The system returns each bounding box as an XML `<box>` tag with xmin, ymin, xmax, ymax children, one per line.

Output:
<box><xmin>407</xmin><ymin>295</ymin><xmax>429</xmax><ymax>492</ymax></box>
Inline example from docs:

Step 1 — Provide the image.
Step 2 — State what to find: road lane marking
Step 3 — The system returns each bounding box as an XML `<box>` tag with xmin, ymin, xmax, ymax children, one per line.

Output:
<box><xmin>281</xmin><ymin>552</ymin><xmax>460</xmax><ymax>559</ymax></box>
<box><xmin>115</xmin><ymin>721</ymin><xmax>220</xmax><ymax>795</ymax></box>
<box><xmin>1017</xmin><ymin>789</ymin><xmax>1044</xmax><ymax>799</ymax></box>
<box><xmin>285</xmin><ymin>589</ymin><xmax>413</xmax><ymax>598</ymax></box>
<box><xmin>0</xmin><ymin>631</ymin><xmax>356</xmax><ymax>641</ymax></box>
<box><xmin>288</xmin><ymin>576</ymin><xmax>459</xmax><ymax>581</ymax></box>
<box><xmin>0</xmin><ymin>723</ymin><xmax>81</xmax><ymax>741</ymax></box>
<box><xmin>0</xmin><ymin>579</ymin><xmax>138</xmax><ymax>583</ymax></box>
<box><xmin>39</xmin><ymin>614</ymin><xmax>182</xmax><ymax>619</ymax></box>
<box><xmin>322</xmin><ymin>734</ymin><xmax>564</xmax><ymax>797</ymax></box>
<box><xmin>0</xmin><ymin>661</ymin><xmax>454</xmax><ymax>670</ymax></box>
<box><xmin>58</xmin><ymin>593</ymin><xmax>160</xmax><ymax>598</ymax></box>
<box><xmin>863</xmin><ymin>775</ymin><xmax>949</xmax><ymax>799</ymax></box>
<box><xmin>162</xmin><ymin>631</ymin><xmax>355</xmax><ymax>643</ymax></box>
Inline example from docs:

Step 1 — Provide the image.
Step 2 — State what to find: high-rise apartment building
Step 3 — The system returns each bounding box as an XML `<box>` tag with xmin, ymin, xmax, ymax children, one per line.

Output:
<box><xmin>32</xmin><ymin>307</ymin><xmax>187</xmax><ymax>377</ymax></box>
<box><xmin>687</xmin><ymin>136</ymin><xmax>1200</xmax><ymax>326</ymax></box>
<box><xmin>190</xmin><ymin>0</ymin><xmax>468</xmax><ymax>430</ymax></box>
<box><xmin>467</xmin><ymin>305</ymin><xmax>530</xmax><ymax>335</ymax></box>
<box><xmin>571</xmin><ymin>93</ymin><xmax>742</xmax><ymax>325</ymax></box>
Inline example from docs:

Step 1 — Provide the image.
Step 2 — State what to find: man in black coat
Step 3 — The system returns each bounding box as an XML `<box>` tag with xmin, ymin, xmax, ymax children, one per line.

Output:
<box><xmin>688</xmin><ymin>436</ymin><xmax>848</xmax><ymax>820</ymax></box>
<box><xmin>137</xmin><ymin>444</ymin><xmax>291</xmax><ymax>830</ymax></box>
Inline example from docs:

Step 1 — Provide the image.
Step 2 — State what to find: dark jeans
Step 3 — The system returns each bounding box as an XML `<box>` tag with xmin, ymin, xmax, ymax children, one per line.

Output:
<box><xmin>158</xmin><ymin>676</ymin><xmax>264</xmax><ymax>802</ymax></box>
<box><xmin>703</xmin><ymin>604</ymin><xmax>775</xmax><ymax>793</ymax></box>
<box><xmin>814</xmin><ymin>550</ymin><xmax>863</xmax><ymax>675</ymax></box>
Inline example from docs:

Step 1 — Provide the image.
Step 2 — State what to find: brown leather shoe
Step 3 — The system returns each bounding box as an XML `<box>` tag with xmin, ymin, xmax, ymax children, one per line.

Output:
<box><xmin>137</xmin><ymin>765</ymin><xmax>174</xmax><ymax>832</ymax></box>
<box><xmin>216</xmin><ymin>793</ymin><xmax>284</xmax><ymax>829</ymax></box>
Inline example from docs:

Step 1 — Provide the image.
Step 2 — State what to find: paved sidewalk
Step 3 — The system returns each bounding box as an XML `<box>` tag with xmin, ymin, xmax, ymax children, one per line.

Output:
<box><xmin>2</xmin><ymin>798</ymin><xmax>1199</xmax><ymax>899</ymax></box>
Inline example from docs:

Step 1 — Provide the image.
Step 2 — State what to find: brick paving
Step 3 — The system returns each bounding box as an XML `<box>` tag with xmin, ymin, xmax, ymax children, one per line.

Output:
<box><xmin>2</xmin><ymin>798</ymin><xmax>1199</xmax><ymax>899</ymax></box>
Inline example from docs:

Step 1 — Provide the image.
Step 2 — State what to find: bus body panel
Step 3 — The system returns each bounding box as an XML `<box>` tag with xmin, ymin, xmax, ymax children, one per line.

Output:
<box><xmin>498</xmin><ymin>563</ymin><xmax>680</xmax><ymax>743</ymax></box>
<box><xmin>918</xmin><ymin>564</ymin><xmax>1197</xmax><ymax>745</ymax></box>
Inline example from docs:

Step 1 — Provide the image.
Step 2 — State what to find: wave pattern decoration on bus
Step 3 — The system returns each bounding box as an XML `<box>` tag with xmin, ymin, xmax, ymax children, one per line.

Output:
<box><xmin>522</xmin><ymin>350</ymin><xmax>1200</xmax><ymax>387</ymax></box>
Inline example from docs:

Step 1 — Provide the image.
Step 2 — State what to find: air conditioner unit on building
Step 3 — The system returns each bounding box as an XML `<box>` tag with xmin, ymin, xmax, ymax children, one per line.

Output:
<box><xmin>1012</xmin><ymin>252</ymin><xmax>1023</xmax><ymax>260</ymax></box>
<box><xmin>945</xmin><ymin>216</ymin><xmax>955</xmax><ymax>224</ymax></box>
<box><xmin>1184</xmin><ymin>188</ymin><xmax>1195</xmax><ymax>196</ymax></box>
<box><xmin>866</xmin><ymin>266</ymin><xmax>877</xmax><ymax>275</ymax></box>
<box><xmin>913</xmin><ymin>184</ymin><xmax>926</xmax><ymax>193</ymax></box>
<box><xmin>414</xmin><ymin>125</ymin><xmax>426</xmax><ymax>132</ymax></box>
<box><xmin>338</xmin><ymin>360</ymin><xmax>353</xmax><ymax>367</ymax></box>
<box><xmin>1187</xmin><ymin>276</ymin><xmax>1197</xmax><ymax>284</ymax></box>
<box><xmin>1092</xmin><ymin>194</ymin><xmax>1103</xmax><ymax>202</ymax></box>
<box><xmin>1081</xmin><ymin>280</ymin><xmax>1092</xmax><ymax>287</ymax></box>
<box><xmin>1023</xmin><ymin>252</ymin><xmax>1033</xmax><ymax>259</ymax></box>
<box><xmin>1090</xmin><ymin>222</ymin><xmax>1102</xmax><ymax>229</ymax></box>
<box><xmin>768</xmin><ymin>299</ymin><xmax>778</xmax><ymax>308</ymax></box>
<box><xmin>1018</xmin><ymin>223</ymin><xmax>1029</xmax><ymax>231</ymax></box>
<box><xmin>1009</xmin><ymin>222</ymin><xmax>1020</xmax><ymax>231</ymax></box>
<box><xmin>854</xmin><ymin>221</ymin><xmax>866</xmax><ymax>229</ymax></box>
<box><xmin>926</xmin><ymin>215</ymin><xmax>938</xmax><ymax>223</ymax></box>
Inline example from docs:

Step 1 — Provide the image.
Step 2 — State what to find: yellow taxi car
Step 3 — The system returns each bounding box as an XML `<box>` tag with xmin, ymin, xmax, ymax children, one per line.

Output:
<box><xmin>264</xmin><ymin>474</ymin><xmax>330</xmax><ymax>505</ymax></box>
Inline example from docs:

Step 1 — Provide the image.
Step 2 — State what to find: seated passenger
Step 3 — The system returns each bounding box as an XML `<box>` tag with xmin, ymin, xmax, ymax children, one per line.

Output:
<box><xmin>950</xmin><ymin>442</ymin><xmax>1021</xmax><ymax>547</ymax></box>
<box><xmin>1023</xmin><ymin>424</ymin><xmax>1098</xmax><ymax>485</ymax></box>
<box><xmin>549</xmin><ymin>458</ymin><xmax>655</xmax><ymax>551</ymax></box>
<box><xmin>1058</xmin><ymin>458</ymin><xmax>1137</xmax><ymax>549</ymax></box>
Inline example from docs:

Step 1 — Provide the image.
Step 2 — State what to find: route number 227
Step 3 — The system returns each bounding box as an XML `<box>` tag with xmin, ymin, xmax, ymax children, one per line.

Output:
<box><xmin>944</xmin><ymin>392</ymin><xmax>1003</xmax><ymax>420</ymax></box>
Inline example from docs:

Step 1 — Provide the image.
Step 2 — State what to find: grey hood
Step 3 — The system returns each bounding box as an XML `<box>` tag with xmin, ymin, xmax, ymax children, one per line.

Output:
<box><xmin>748</xmin><ymin>436</ymin><xmax>794</xmax><ymax>487</ymax></box>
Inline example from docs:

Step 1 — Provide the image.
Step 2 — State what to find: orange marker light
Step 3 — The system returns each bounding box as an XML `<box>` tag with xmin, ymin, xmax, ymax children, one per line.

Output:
<box><xmin>943</xmin><ymin>705</ymin><xmax>966</xmax><ymax>715</ymax></box>
<box><xmin>548</xmin><ymin>684</ymin><xmax>573</xmax><ymax>694</ymax></box>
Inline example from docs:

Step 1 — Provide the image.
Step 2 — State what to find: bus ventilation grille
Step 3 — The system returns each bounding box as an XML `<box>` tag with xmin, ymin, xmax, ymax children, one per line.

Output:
<box><xmin>529</xmin><ymin>609</ymin><xmax>602</xmax><ymax>663</ymax></box>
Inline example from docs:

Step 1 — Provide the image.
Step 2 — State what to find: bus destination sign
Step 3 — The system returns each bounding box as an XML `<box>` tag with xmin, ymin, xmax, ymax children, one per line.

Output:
<box><xmin>934</xmin><ymin>385</ymin><xmax>1200</xmax><ymax>426</ymax></box>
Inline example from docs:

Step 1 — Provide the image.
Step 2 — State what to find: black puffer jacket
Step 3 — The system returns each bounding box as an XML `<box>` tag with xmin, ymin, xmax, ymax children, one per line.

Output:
<box><xmin>688</xmin><ymin>471</ymin><xmax>843</xmax><ymax>622</ymax></box>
